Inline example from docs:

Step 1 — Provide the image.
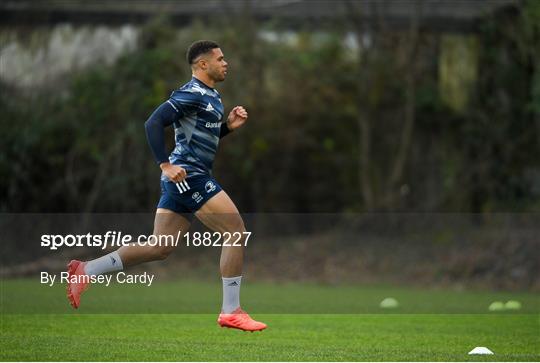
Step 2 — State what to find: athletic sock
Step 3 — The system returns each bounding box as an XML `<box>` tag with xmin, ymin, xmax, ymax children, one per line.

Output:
<box><xmin>222</xmin><ymin>276</ymin><xmax>242</xmax><ymax>313</ymax></box>
<box><xmin>84</xmin><ymin>251</ymin><xmax>124</xmax><ymax>276</ymax></box>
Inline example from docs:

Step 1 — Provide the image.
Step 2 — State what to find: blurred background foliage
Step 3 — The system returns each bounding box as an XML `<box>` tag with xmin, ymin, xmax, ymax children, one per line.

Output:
<box><xmin>1</xmin><ymin>1</ymin><xmax>539</xmax><ymax>213</ymax></box>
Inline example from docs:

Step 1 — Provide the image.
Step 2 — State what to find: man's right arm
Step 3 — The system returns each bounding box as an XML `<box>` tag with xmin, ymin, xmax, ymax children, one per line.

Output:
<box><xmin>144</xmin><ymin>101</ymin><xmax>186</xmax><ymax>182</ymax></box>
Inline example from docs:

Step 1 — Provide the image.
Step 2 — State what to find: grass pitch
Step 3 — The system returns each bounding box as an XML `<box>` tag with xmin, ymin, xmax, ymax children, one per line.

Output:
<box><xmin>1</xmin><ymin>279</ymin><xmax>539</xmax><ymax>361</ymax></box>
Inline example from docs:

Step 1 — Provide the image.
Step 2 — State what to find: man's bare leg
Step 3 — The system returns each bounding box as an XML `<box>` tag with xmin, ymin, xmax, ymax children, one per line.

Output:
<box><xmin>196</xmin><ymin>191</ymin><xmax>266</xmax><ymax>331</ymax></box>
<box><xmin>196</xmin><ymin>191</ymin><xmax>245</xmax><ymax>278</ymax></box>
<box><xmin>117</xmin><ymin>209</ymin><xmax>191</xmax><ymax>267</ymax></box>
<box><xmin>67</xmin><ymin>209</ymin><xmax>190</xmax><ymax>308</ymax></box>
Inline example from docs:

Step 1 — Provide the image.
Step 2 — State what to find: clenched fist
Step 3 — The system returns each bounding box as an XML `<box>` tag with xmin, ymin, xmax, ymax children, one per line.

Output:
<box><xmin>226</xmin><ymin>106</ymin><xmax>248</xmax><ymax>131</ymax></box>
<box><xmin>160</xmin><ymin>162</ymin><xmax>187</xmax><ymax>183</ymax></box>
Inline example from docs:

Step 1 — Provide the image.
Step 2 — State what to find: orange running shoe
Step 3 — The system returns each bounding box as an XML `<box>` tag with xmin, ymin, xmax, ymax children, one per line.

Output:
<box><xmin>217</xmin><ymin>308</ymin><xmax>267</xmax><ymax>332</ymax></box>
<box><xmin>66</xmin><ymin>260</ymin><xmax>89</xmax><ymax>309</ymax></box>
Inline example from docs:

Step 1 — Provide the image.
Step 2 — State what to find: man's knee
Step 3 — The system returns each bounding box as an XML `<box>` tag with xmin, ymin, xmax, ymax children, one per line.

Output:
<box><xmin>224</xmin><ymin>215</ymin><xmax>246</xmax><ymax>234</ymax></box>
<box><xmin>233</xmin><ymin>220</ymin><xmax>246</xmax><ymax>234</ymax></box>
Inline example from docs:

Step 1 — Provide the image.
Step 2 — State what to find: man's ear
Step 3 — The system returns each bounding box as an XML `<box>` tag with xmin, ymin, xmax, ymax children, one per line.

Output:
<box><xmin>199</xmin><ymin>59</ymin><xmax>208</xmax><ymax>70</ymax></box>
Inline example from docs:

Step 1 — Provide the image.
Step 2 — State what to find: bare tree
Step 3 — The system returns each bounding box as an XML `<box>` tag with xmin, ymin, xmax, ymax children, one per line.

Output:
<box><xmin>345</xmin><ymin>0</ymin><xmax>423</xmax><ymax>210</ymax></box>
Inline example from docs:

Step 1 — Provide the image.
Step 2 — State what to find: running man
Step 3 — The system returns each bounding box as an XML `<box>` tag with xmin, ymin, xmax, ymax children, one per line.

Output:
<box><xmin>66</xmin><ymin>40</ymin><xmax>266</xmax><ymax>332</ymax></box>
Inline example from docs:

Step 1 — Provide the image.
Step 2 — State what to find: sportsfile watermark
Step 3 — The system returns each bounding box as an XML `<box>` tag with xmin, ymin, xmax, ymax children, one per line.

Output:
<box><xmin>40</xmin><ymin>231</ymin><xmax>252</xmax><ymax>250</ymax></box>
<box><xmin>2</xmin><ymin>213</ymin><xmax>539</xmax><ymax>314</ymax></box>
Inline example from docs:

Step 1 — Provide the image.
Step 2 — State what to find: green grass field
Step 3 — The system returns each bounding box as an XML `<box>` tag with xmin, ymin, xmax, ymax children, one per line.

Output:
<box><xmin>1</xmin><ymin>279</ymin><xmax>539</xmax><ymax>361</ymax></box>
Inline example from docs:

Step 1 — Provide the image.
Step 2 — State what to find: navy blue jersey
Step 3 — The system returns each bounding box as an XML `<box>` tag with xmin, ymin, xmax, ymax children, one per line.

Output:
<box><xmin>167</xmin><ymin>77</ymin><xmax>225</xmax><ymax>177</ymax></box>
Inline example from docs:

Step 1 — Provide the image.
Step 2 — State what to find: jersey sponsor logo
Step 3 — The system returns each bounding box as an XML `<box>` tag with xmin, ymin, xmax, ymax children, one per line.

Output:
<box><xmin>205</xmin><ymin>103</ymin><xmax>215</xmax><ymax>112</ymax></box>
<box><xmin>205</xmin><ymin>122</ymin><xmax>220</xmax><ymax>128</ymax></box>
<box><xmin>205</xmin><ymin>181</ymin><xmax>217</xmax><ymax>193</ymax></box>
<box><xmin>192</xmin><ymin>192</ymin><xmax>203</xmax><ymax>203</ymax></box>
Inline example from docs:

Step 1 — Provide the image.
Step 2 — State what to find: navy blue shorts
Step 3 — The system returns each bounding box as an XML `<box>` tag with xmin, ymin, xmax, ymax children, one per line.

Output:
<box><xmin>157</xmin><ymin>174</ymin><xmax>223</xmax><ymax>217</ymax></box>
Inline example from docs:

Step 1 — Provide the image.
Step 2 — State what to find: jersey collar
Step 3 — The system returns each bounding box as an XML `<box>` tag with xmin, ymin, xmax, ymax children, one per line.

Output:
<box><xmin>191</xmin><ymin>76</ymin><xmax>216</xmax><ymax>91</ymax></box>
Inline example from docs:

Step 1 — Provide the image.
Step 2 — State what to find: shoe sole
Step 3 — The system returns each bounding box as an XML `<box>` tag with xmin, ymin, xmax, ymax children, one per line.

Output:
<box><xmin>218</xmin><ymin>321</ymin><xmax>267</xmax><ymax>332</ymax></box>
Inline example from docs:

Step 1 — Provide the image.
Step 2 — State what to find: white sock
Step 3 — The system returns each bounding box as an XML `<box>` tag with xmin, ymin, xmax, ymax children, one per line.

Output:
<box><xmin>84</xmin><ymin>251</ymin><xmax>124</xmax><ymax>276</ymax></box>
<box><xmin>222</xmin><ymin>276</ymin><xmax>242</xmax><ymax>313</ymax></box>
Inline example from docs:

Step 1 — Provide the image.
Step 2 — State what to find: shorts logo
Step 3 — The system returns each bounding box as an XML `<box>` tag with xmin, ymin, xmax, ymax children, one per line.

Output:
<box><xmin>175</xmin><ymin>180</ymin><xmax>191</xmax><ymax>194</ymax></box>
<box><xmin>192</xmin><ymin>192</ymin><xmax>203</xmax><ymax>204</ymax></box>
<box><xmin>205</xmin><ymin>181</ymin><xmax>217</xmax><ymax>193</ymax></box>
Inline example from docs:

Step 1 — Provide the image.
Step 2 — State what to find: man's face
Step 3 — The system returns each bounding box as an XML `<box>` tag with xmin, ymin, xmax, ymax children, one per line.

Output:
<box><xmin>204</xmin><ymin>48</ymin><xmax>228</xmax><ymax>82</ymax></box>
